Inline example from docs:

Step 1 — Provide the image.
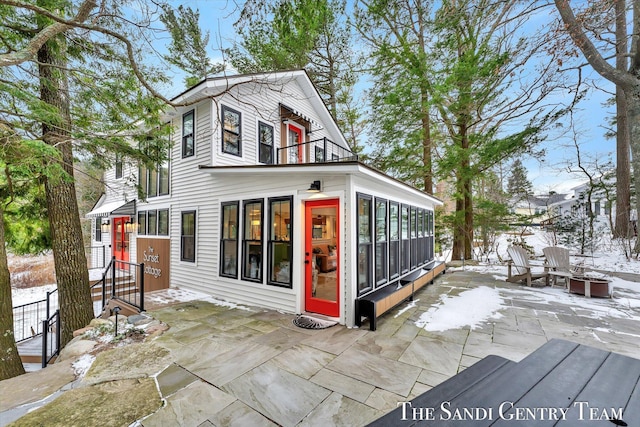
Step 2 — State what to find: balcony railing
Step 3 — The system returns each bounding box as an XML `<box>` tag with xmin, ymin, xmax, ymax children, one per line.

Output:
<box><xmin>277</xmin><ymin>137</ymin><xmax>357</xmax><ymax>165</ymax></box>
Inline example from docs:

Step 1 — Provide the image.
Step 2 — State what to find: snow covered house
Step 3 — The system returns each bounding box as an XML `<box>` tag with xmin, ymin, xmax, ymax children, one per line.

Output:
<box><xmin>86</xmin><ymin>70</ymin><xmax>443</xmax><ymax>328</ymax></box>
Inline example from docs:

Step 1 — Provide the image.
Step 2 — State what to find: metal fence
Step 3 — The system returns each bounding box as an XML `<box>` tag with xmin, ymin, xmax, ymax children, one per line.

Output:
<box><xmin>276</xmin><ymin>137</ymin><xmax>357</xmax><ymax>165</ymax></box>
<box><xmin>87</xmin><ymin>245</ymin><xmax>109</xmax><ymax>269</ymax></box>
<box><xmin>13</xmin><ymin>289</ymin><xmax>58</xmax><ymax>343</ymax></box>
<box><xmin>42</xmin><ymin>310</ymin><xmax>60</xmax><ymax>368</ymax></box>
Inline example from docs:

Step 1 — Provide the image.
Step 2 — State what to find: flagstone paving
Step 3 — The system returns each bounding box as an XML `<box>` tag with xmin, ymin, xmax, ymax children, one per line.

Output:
<box><xmin>2</xmin><ymin>269</ymin><xmax>640</xmax><ymax>427</ymax></box>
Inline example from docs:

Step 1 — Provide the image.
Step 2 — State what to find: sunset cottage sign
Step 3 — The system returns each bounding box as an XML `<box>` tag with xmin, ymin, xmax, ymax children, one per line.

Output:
<box><xmin>136</xmin><ymin>238</ymin><xmax>170</xmax><ymax>291</ymax></box>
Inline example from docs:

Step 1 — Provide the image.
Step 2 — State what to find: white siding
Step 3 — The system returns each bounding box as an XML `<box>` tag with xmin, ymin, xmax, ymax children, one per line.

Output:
<box><xmin>210</xmin><ymin>80</ymin><xmax>344</xmax><ymax>168</ymax></box>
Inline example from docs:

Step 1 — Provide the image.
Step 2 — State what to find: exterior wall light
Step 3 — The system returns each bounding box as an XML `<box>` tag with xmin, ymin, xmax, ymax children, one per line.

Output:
<box><xmin>307</xmin><ymin>180</ymin><xmax>321</xmax><ymax>193</ymax></box>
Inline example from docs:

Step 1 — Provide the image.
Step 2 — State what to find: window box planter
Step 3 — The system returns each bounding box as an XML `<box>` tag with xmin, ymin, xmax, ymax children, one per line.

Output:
<box><xmin>568</xmin><ymin>276</ymin><xmax>611</xmax><ymax>298</ymax></box>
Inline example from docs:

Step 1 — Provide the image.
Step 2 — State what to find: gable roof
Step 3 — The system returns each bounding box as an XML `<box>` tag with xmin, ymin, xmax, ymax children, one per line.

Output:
<box><xmin>167</xmin><ymin>69</ymin><xmax>348</xmax><ymax>149</ymax></box>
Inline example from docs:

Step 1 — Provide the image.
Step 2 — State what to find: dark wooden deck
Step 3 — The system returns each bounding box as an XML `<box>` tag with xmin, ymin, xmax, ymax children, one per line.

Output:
<box><xmin>368</xmin><ymin>339</ymin><xmax>639</xmax><ymax>426</ymax></box>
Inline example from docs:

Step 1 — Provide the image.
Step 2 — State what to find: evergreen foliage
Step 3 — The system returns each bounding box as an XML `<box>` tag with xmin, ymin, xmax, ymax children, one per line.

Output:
<box><xmin>229</xmin><ymin>0</ymin><xmax>365</xmax><ymax>150</ymax></box>
<box><xmin>506</xmin><ymin>159</ymin><xmax>533</xmax><ymax>203</ymax></box>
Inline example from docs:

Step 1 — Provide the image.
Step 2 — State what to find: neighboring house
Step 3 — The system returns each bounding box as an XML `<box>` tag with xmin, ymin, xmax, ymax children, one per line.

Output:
<box><xmin>87</xmin><ymin>70</ymin><xmax>443</xmax><ymax>328</ymax></box>
<box><xmin>510</xmin><ymin>193</ymin><xmax>570</xmax><ymax>225</ymax></box>
<box><xmin>546</xmin><ymin>183</ymin><xmax>614</xmax><ymax>224</ymax></box>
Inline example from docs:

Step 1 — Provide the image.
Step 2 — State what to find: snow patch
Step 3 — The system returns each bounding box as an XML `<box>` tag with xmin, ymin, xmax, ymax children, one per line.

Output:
<box><xmin>415</xmin><ymin>286</ymin><xmax>505</xmax><ymax>331</ymax></box>
<box><xmin>73</xmin><ymin>354</ymin><xmax>95</xmax><ymax>379</ymax></box>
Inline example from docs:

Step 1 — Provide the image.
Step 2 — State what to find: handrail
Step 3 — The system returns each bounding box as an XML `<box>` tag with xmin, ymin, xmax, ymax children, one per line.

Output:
<box><xmin>42</xmin><ymin>309</ymin><xmax>60</xmax><ymax>368</ymax></box>
<box><xmin>90</xmin><ymin>256</ymin><xmax>115</xmax><ymax>315</ymax></box>
<box><xmin>276</xmin><ymin>137</ymin><xmax>357</xmax><ymax>165</ymax></box>
<box><xmin>13</xmin><ymin>289</ymin><xmax>59</xmax><ymax>343</ymax></box>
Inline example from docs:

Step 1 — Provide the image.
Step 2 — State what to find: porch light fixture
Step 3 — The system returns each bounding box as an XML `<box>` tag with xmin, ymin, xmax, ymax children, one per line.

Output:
<box><xmin>125</xmin><ymin>219</ymin><xmax>136</xmax><ymax>233</ymax></box>
<box><xmin>101</xmin><ymin>219</ymin><xmax>110</xmax><ymax>233</ymax></box>
<box><xmin>307</xmin><ymin>180</ymin><xmax>322</xmax><ymax>193</ymax></box>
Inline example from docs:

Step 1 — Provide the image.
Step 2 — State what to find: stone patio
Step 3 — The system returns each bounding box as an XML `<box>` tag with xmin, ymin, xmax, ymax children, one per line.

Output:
<box><xmin>2</xmin><ymin>269</ymin><xmax>639</xmax><ymax>426</ymax></box>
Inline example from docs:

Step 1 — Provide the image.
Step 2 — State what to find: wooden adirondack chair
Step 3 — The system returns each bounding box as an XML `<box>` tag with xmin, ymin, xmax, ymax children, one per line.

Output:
<box><xmin>506</xmin><ymin>245</ymin><xmax>549</xmax><ymax>287</ymax></box>
<box><xmin>543</xmin><ymin>246</ymin><xmax>583</xmax><ymax>288</ymax></box>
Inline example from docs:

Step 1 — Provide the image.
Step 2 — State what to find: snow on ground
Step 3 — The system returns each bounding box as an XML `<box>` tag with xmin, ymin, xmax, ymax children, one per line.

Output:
<box><xmin>72</xmin><ymin>354</ymin><xmax>95</xmax><ymax>379</ymax></box>
<box><xmin>11</xmin><ymin>284</ymin><xmax>57</xmax><ymax>307</ymax></box>
<box><xmin>144</xmin><ymin>287</ymin><xmax>254</xmax><ymax>311</ymax></box>
<box><xmin>415</xmin><ymin>286</ymin><xmax>505</xmax><ymax>332</ymax></box>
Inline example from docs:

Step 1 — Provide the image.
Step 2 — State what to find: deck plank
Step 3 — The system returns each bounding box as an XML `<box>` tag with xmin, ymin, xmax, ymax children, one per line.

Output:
<box><xmin>366</xmin><ymin>355</ymin><xmax>515</xmax><ymax>427</ymax></box>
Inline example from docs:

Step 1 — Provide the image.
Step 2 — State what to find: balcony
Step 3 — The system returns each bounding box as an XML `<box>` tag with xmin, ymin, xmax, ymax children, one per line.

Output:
<box><xmin>276</xmin><ymin>137</ymin><xmax>357</xmax><ymax>165</ymax></box>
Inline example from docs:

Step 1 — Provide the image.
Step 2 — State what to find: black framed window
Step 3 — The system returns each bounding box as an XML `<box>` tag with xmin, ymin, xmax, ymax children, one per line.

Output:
<box><xmin>258</xmin><ymin>122</ymin><xmax>274</xmax><ymax>164</ymax></box>
<box><xmin>94</xmin><ymin>218</ymin><xmax>102</xmax><ymax>242</ymax></box>
<box><xmin>222</xmin><ymin>105</ymin><xmax>241</xmax><ymax>156</ymax></box>
<box><xmin>315</xmin><ymin>146</ymin><xmax>325</xmax><ymax>163</ymax></box>
<box><xmin>147</xmin><ymin>210</ymin><xmax>158</xmax><ymax>235</ymax></box>
<box><xmin>115</xmin><ymin>153</ymin><xmax>123</xmax><ymax>178</ymax></box>
<box><xmin>137</xmin><ymin>211</ymin><xmax>147</xmax><ymax>235</ymax></box>
<box><xmin>428</xmin><ymin>210</ymin><xmax>434</xmax><ymax>261</ymax></box>
<box><xmin>220</xmin><ymin>202</ymin><xmax>239</xmax><ymax>278</ymax></box>
<box><xmin>158</xmin><ymin>209</ymin><xmax>169</xmax><ymax>236</ymax></box>
<box><xmin>268</xmin><ymin>197</ymin><xmax>292</xmax><ymax>287</ymax></box>
<box><xmin>401</xmin><ymin>204</ymin><xmax>410</xmax><ymax>274</ymax></box>
<box><xmin>410</xmin><ymin>207</ymin><xmax>418</xmax><ymax>269</ymax></box>
<box><xmin>357</xmin><ymin>193</ymin><xmax>373</xmax><ymax>294</ymax></box>
<box><xmin>139</xmin><ymin>137</ymin><xmax>170</xmax><ymax>198</ymax></box>
<box><xmin>181</xmin><ymin>211</ymin><xmax>196</xmax><ymax>262</ymax></box>
<box><xmin>242</xmin><ymin>199</ymin><xmax>263</xmax><ymax>282</ymax></box>
<box><xmin>389</xmin><ymin>202</ymin><xmax>400</xmax><ymax>280</ymax></box>
<box><xmin>375</xmin><ymin>198</ymin><xmax>387</xmax><ymax>287</ymax></box>
<box><xmin>418</xmin><ymin>209</ymin><xmax>425</xmax><ymax>265</ymax></box>
<box><xmin>182</xmin><ymin>110</ymin><xmax>194</xmax><ymax>158</ymax></box>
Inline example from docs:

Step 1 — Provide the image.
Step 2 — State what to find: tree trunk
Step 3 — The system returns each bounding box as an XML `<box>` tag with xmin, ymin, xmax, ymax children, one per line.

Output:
<box><xmin>0</xmin><ymin>205</ymin><xmax>26</xmax><ymax>380</ymax></box>
<box><xmin>628</xmin><ymin>90</ymin><xmax>640</xmax><ymax>253</ymax></box>
<box><xmin>421</xmin><ymin>86</ymin><xmax>433</xmax><ymax>194</ymax></box>
<box><xmin>614</xmin><ymin>0</ymin><xmax>631</xmax><ymax>238</ymax></box>
<box><xmin>38</xmin><ymin>40</ymin><xmax>93</xmax><ymax>346</ymax></box>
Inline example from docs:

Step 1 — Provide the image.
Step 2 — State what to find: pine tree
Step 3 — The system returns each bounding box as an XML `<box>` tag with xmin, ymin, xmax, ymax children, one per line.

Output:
<box><xmin>229</xmin><ymin>0</ymin><xmax>364</xmax><ymax>149</ymax></box>
<box><xmin>506</xmin><ymin>159</ymin><xmax>533</xmax><ymax>203</ymax></box>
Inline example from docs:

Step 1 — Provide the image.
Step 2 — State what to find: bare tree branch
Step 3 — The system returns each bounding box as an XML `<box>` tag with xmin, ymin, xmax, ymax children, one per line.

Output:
<box><xmin>0</xmin><ymin>0</ymin><xmax>97</xmax><ymax>67</ymax></box>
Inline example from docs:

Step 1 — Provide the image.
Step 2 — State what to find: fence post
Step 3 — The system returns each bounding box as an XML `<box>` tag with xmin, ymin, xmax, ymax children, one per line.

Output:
<box><xmin>111</xmin><ymin>256</ymin><xmax>116</xmax><ymax>298</ymax></box>
<box><xmin>45</xmin><ymin>290</ymin><xmax>51</xmax><ymax>323</ymax></box>
<box><xmin>55</xmin><ymin>310</ymin><xmax>60</xmax><ymax>360</ymax></box>
<box><xmin>324</xmin><ymin>137</ymin><xmax>328</xmax><ymax>161</ymax></box>
<box><xmin>41</xmin><ymin>319</ymin><xmax>48</xmax><ymax>369</ymax></box>
<box><xmin>139</xmin><ymin>263</ymin><xmax>145</xmax><ymax>312</ymax></box>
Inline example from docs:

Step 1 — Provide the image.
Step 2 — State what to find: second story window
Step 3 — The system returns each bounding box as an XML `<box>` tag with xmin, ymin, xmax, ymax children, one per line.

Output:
<box><xmin>222</xmin><ymin>105</ymin><xmax>241</xmax><ymax>156</ymax></box>
<box><xmin>115</xmin><ymin>153</ymin><xmax>123</xmax><ymax>178</ymax></box>
<box><xmin>182</xmin><ymin>110</ymin><xmax>194</xmax><ymax>158</ymax></box>
<box><xmin>139</xmin><ymin>131</ymin><xmax>170</xmax><ymax>199</ymax></box>
<box><xmin>258</xmin><ymin>121</ymin><xmax>274</xmax><ymax>164</ymax></box>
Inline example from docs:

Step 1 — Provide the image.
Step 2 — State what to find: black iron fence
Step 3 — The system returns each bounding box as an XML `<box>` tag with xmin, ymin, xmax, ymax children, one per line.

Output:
<box><xmin>276</xmin><ymin>137</ymin><xmax>357</xmax><ymax>165</ymax></box>
<box><xmin>13</xmin><ymin>257</ymin><xmax>144</xmax><ymax>368</ymax></box>
<box><xmin>87</xmin><ymin>245</ymin><xmax>109</xmax><ymax>269</ymax></box>
<box><xmin>42</xmin><ymin>310</ymin><xmax>60</xmax><ymax>368</ymax></box>
<box><xmin>13</xmin><ymin>289</ymin><xmax>58</xmax><ymax>343</ymax></box>
<box><xmin>93</xmin><ymin>256</ymin><xmax>145</xmax><ymax>312</ymax></box>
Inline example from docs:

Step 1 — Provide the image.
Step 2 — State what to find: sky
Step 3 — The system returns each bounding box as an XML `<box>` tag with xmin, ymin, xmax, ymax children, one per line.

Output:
<box><xmin>160</xmin><ymin>0</ymin><xmax>618</xmax><ymax>196</ymax></box>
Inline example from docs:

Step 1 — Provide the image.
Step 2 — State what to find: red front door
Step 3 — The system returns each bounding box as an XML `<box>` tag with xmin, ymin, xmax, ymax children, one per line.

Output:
<box><xmin>112</xmin><ymin>217</ymin><xmax>130</xmax><ymax>264</ymax></box>
<box><xmin>288</xmin><ymin>124</ymin><xmax>304</xmax><ymax>163</ymax></box>
<box><xmin>305</xmin><ymin>199</ymin><xmax>340</xmax><ymax>317</ymax></box>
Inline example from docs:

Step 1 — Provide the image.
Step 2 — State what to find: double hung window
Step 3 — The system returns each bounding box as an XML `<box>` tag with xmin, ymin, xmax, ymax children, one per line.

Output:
<box><xmin>268</xmin><ymin>197</ymin><xmax>292</xmax><ymax>287</ymax></box>
<box><xmin>242</xmin><ymin>200</ymin><xmax>263</xmax><ymax>282</ymax></box>
<box><xmin>181</xmin><ymin>211</ymin><xmax>196</xmax><ymax>262</ymax></box>
<box><xmin>182</xmin><ymin>110</ymin><xmax>194</xmax><ymax>158</ymax></box>
<box><xmin>222</xmin><ymin>106</ymin><xmax>241</xmax><ymax>156</ymax></box>
<box><xmin>258</xmin><ymin>122</ymin><xmax>274</xmax><ymax>164</ymax></box>
<box><xmin>220</xmin><ymin>202</ymin><xmax>239</xmax><ymax>278</ymax></box>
